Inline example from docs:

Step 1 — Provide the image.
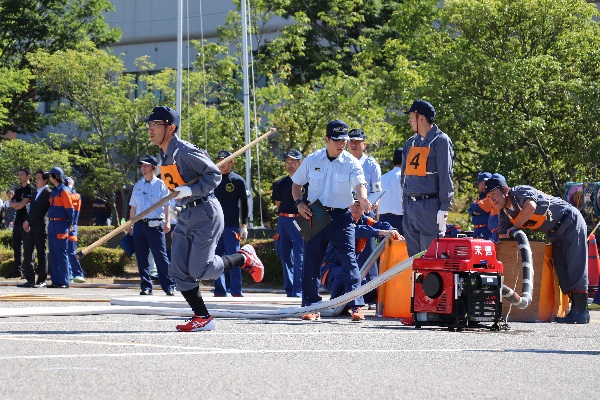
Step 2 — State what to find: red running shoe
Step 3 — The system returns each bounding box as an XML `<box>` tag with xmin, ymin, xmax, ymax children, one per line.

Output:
<box><xmin>238</xmin><ymin>244</ymin><xmax>264</xmax><ymax>282</ymax></box>
<box><xmin>351</xmin><ymin>307</ymin><xmax>365</xmax><ymax>322</ymax></box>
<box><xmin>176</xmin><ymin>315</ymin><xmax>215</xmax><ymax>332</ymax></box>
<box><xmin>301</xmin><ymin>312</ymin><xmax>321</xmax><ymax>321</ymax></box>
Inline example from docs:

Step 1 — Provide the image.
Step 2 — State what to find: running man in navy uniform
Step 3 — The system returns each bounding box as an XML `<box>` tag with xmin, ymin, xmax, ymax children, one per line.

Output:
<box><xmin>401</xmin><ymin>100</ymin><xmax>454</xmax><ymax>257</ymax></box>
<box><xmin>292</xmin><ymin>120</ymin><xmax>371</xmax><ymax>322</ymax></box>
<box><xmin>146</xmin><ymin>106</ymin><xmax>264</xmax><ymax>332</ymax></box>
<box><xmin>271</xmin><ymin>149</ymin><xmax>307</xmax><ymax>298</ymax></box>
<box><xmin>485</xmin><ymin>178</ymin><xmax>589</xmax><ymax>324</ymax></box>
<box><xmin>213</xmin><ymin>150</ymin><xmax>249</xmax><ymax>297</ymax></box>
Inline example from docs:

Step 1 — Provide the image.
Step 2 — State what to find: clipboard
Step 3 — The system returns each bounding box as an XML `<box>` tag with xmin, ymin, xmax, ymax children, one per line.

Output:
<box><xmin>119</xmin><ymin>233</ymin><xmax>135</xmax><ymax>257</ymax></box>
<box><xmin>368</xmin><ymin>190</ymin><xmax>385</xmax><ymax>204</ymax></box>
<box><xmin>293</xmin><ymin>199</ymin><xmax>333</xmax><ymax>242</ymax></box>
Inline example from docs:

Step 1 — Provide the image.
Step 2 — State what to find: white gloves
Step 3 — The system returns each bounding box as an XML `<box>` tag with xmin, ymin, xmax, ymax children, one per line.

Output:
<box><xmin>173</xmin><ymin>185</ymin><xmax>192</xmax><ymax>199</ymax></box>
<box><xmin>437</xmin><ymin>210</ymin><xmax>448</xmax><ymax>233</ymax></box>
<box><xmin>239</xmin><ymin>226</ymin><xmax>248</xmax><ymax>241</ymax></box>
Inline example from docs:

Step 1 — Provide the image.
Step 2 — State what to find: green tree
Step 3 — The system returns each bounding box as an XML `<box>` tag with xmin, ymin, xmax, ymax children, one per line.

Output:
<box><xmin>28</xmin><ymin>41</ymin><xmax>157</xmax><ymax>223</ymax></box>
<box><xmin>0</xmin><ymin>138</ymin><xmax>72</xmax><ymax>190</ymax></box>
<box><xmin>0</xmin><ymin>0</ymin><xmax>120</xmax><ymax>135</ymax></box>
<box><xmin>424</xmin><ymin>0</ymin><xmax>600</xmax><ymax>196</ymax></box>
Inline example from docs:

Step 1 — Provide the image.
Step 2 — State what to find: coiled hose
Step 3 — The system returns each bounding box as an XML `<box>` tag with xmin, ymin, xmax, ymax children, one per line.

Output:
<box><xmin>501</xmin><ymin>229</ymin><xmax>533</xmax><ymax>309</ymax></box>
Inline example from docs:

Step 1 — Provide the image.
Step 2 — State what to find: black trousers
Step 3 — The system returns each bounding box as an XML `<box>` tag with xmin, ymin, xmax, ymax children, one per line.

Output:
<box><xmin>12</xmin><ymin>223</ymin><xmax>25</xmax><ymax>273</ymax></box>
<box><xmin>22</xmin><ymin>225</ymin><xmax>48</xmax><ymax>284</ymax></box>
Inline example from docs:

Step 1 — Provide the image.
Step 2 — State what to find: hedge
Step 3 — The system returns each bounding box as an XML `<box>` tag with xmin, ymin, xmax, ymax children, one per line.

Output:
<box><xmin>0</xmin><ymin>227</ymin><xmax>283</xmax><ymax>284</ymax></box>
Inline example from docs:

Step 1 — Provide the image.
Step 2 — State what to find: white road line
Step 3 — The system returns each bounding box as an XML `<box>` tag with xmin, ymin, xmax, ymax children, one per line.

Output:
<box><xmin>0</xmin><ymin>336</ymin><xmax>229</xmax><ymax>351</ymax></box>
<box><xmin>0</xmin><ymin>347</ymin><xmax>597</xmax><ymax>360</ymax></box>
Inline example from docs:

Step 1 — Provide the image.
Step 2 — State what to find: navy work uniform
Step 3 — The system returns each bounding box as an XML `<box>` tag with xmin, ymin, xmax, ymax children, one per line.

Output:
<box><xmin>271</xmin><ymin>150</ymin><xmax>308</xmax><ymax>297</ymax></box>
<box><xmin>213</xmin><ymin>150</ymin><xmax>248</xmax><ymax>297</ymax></box>
<box><xmin>468</xmin><ymin>172</ymin><xmax>493</xmax><ymax>239</ymax></box>
<box><xmin>378</xmin><ymin>160</ymin><xmax>404</xmax><ymax>234</ymax></box>
<box><xmin>65</xmin><ymin>177</ymin><xmax>85</xmax><ymax>282</ymax></box>
<box><xmin>401</xmin><ymin>100</ymin><xmax>454</xmax><ymax>257</ymax></box>
<box><xmin>129</xmin><ymin>156</ymin><xmax>176</xmax><ymax>295</ymax></box>
<box><xmin>348</xmin><ymin>129</ymin><xmax>382</xmax><ymax>290</ymax></box>
<box><xmin>47</xmin><ymin>167</ymin><xmax>73</xmax><ymax>287</ymax></box>
<box><xmin>320</xmin><ymin>215</ymin><xmax>394</xmax><ymax>302</ymax></box>
<box><xmin>292</xmin><ymin>121</ymin><xmax>367</xmax><ymax>311</ymax></box>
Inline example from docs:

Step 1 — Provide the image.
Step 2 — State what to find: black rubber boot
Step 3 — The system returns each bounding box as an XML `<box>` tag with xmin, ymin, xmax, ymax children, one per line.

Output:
<box><xmin>554</xmin><ymin>291</ymin><xmax>590</xmax><ymax>324</ymax></box>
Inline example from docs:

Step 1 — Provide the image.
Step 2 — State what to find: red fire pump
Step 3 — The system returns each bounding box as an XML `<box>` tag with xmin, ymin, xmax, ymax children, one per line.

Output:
<box><xmin>412</xmin><ymin>237</ymin><xmax>504</xmax><ymax>331</ymax></box>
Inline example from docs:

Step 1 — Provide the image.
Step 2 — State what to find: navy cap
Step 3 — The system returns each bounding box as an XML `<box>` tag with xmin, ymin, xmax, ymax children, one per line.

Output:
<box><xmin>491</xmin><ymin>173</ymin><xmax>507</xmax><ymax>187</ymax></box>
<box><xmin>348</xmin><ymin>129</ymin><xmax>366</xmax><ymax>141</ymax></box>
<box><xmin>217</xmin><ymin>150</ymin><xmax>232</xmax><ymax>159</ymax></box>
<box><xmin>285</xmin><ymin>149</ymin><xmax>302</xmax><ymax>160</ymax></box>
<box><xmin>145</xmin><ymin>106</ymin><xmax>180</xmax><ymax>127</ymax></box>
<box><xmin>407</xmin><ymin>100</ymin><xmax>436</xmax><ymax>122</ymax></box>
<box><xmin>65</xmin><ymin>176</ymin><xmax>73</xmax><ymax>184</ymax></box>
<box><xmin>326</xmin><ymin>120</ymin><xmax>350</xmax><ymax>141</ymax></box>
<box><xmin>393</xmin><ymin>148</ymin><xmax>403</xmax><ymax>165</ymax></box>
<box><xmin>476</xmin><ymin>172</ymin><xmax>492</xmax><ymax>184</ymax></box>
<box><xmin>139</xmin><ymin>155</ymin><xmax>158</xmax><ymax>167</ymax></box>
<box><xmin>484</xmin><ymin>178</ymin><xmax>507</xmax><ymax>195</ymax></box>
<box><xmin>50</xmin><ymin>167</ymin><xmax>64</xmax><ymax>179</ymax></box>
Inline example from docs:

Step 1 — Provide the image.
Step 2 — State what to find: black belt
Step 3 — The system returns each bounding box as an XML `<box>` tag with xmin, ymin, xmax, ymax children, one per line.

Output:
<box><xmin>139</xmin><ymin>218</ymin><xmax>163</xmax><ymax>223</ymax></box>
<box><xmin>182</xmin><ymin>193</ymin><xmax>215</xmax><ymax>209</ymax></box>
<box><xmin>324</xmin><ymin>206</ymin><xmax>348</xmax><ymax>213</ymax></box>
<box><xmin>407</xmin><ymin>193</ymin><xmax>438</xmax><ymax>202</ymax></box>
<box><xmin>548</xmin><ymin>209</ymin><xmax>572</xmax><ymax>234</ymax></box>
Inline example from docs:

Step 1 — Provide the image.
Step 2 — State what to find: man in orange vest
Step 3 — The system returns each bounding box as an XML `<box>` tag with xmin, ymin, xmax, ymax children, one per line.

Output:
<box><xmin>485</xmin><ymin>178</ymin><xmax>589</xmax><ymax>324</ymax></box>
<box><xmin>401</xmin><ymin>100</ymin><xmax>454</xmax><ymax>257</ymax></box>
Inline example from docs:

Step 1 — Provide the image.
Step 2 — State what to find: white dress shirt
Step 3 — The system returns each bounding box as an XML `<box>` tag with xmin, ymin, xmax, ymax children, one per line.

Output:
<box><xmin>292</xmin><ymin>148</ymin><xmax>366</xmax><ymax>208</ymax></box>
<box><xmin>378</xmin><ymin>166</ymin><xmax>403</xmax><ymax>215</ymax></box>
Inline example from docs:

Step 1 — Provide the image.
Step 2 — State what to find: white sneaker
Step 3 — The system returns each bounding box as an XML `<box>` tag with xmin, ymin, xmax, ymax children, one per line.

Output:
<box><xmin>73</xmin><ymin>276</ymin><xmax>86</xmax><ymax>283</ymax></box>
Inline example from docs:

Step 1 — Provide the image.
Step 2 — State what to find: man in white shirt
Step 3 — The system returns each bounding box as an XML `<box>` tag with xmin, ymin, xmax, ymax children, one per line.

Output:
<box><xmin>128</xmin><ymin>155</ymin><xmax>176</xmax><ymax>296</ymax></box>
<box><xmin>292</xmin><ymin>120</ymin><xmax>372</xmax><ymax>322</ymax></box>
<box><xmin>378</xmin><ymin>148</ymin><xmax>404</xmax><ymax>234</ymax></box>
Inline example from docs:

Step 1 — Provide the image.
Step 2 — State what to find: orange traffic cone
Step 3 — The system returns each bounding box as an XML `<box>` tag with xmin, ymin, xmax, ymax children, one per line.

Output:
<box><xmin>588</xmin><ymin>234</ymin><xmax>600</xmax><ymax>299</ymax></box>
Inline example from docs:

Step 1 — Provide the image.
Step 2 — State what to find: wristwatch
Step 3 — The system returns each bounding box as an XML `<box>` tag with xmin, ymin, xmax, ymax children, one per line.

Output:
<box><xmin>294</xmin><ymin>199</ymin><xmax>304</xmax><ymax>206</ymax></box>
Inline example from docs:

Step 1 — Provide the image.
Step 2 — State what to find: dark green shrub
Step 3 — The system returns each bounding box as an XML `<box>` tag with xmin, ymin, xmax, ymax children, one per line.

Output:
<box><xmin>0</xmin><ymin>230</ymin><xmax>11</xmax><ymax>248</ymax></box>
<box><xmin>0</xmin><ymin>247</ymin><xmax>14</xmax><ymax>275</ymax></box>
<box><xmin>80</xmin><ymin>247</ymin><xmax>129</xmax><ymax>277</ymax></box>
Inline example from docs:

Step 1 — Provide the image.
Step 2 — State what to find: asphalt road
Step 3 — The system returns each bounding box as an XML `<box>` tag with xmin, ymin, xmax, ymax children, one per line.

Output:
<box><xmin>0</xmin><ymin>284</ymin><xmax>597</xmax><ymax>400</ymax></box>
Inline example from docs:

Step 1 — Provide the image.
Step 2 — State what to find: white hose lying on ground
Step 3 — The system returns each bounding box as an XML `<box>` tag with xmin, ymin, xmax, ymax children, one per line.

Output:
<box><xmin>326</xmin><ymin>237</ymin><xmax>390</xmax><ymax>317</ymax></box>
<box><xmin>208</xmin><ymin>249</ymin><xmax>423</xmax><ymax>319</ymax></box>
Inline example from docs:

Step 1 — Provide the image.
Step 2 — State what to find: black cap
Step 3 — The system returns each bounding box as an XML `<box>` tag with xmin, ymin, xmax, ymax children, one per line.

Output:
<box><xmin>348</xmin><ymin>129</ymin><xmax>366</xmax><ymax>141</ymax></box>
<box><xmin>406</xmin><ymin>100</ymin><xmax>436</xmax><ymax>122</ymax></box>
<box><xmin>139</xmin><ymin>155</ymin><xmax>158</xmax><ymax>167</ymax></box>
<box><xmin>326</xmin><ymin>120</ymin><xmax>350</xmax><ymax>141</ymax></box>
<box><xmin>217</xmin><ymin>150</ymin><xmax>232</xmax><ymax>159</ymax></box>
<box><xmin>484</xmin><ymin>178</ymin><xmax>507</xmax><ymax>195</ymax></box>
<box><xmin>145</xmin><ymin>106</ymin><xmax>180</xmax><ymax>127</ymax></box>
